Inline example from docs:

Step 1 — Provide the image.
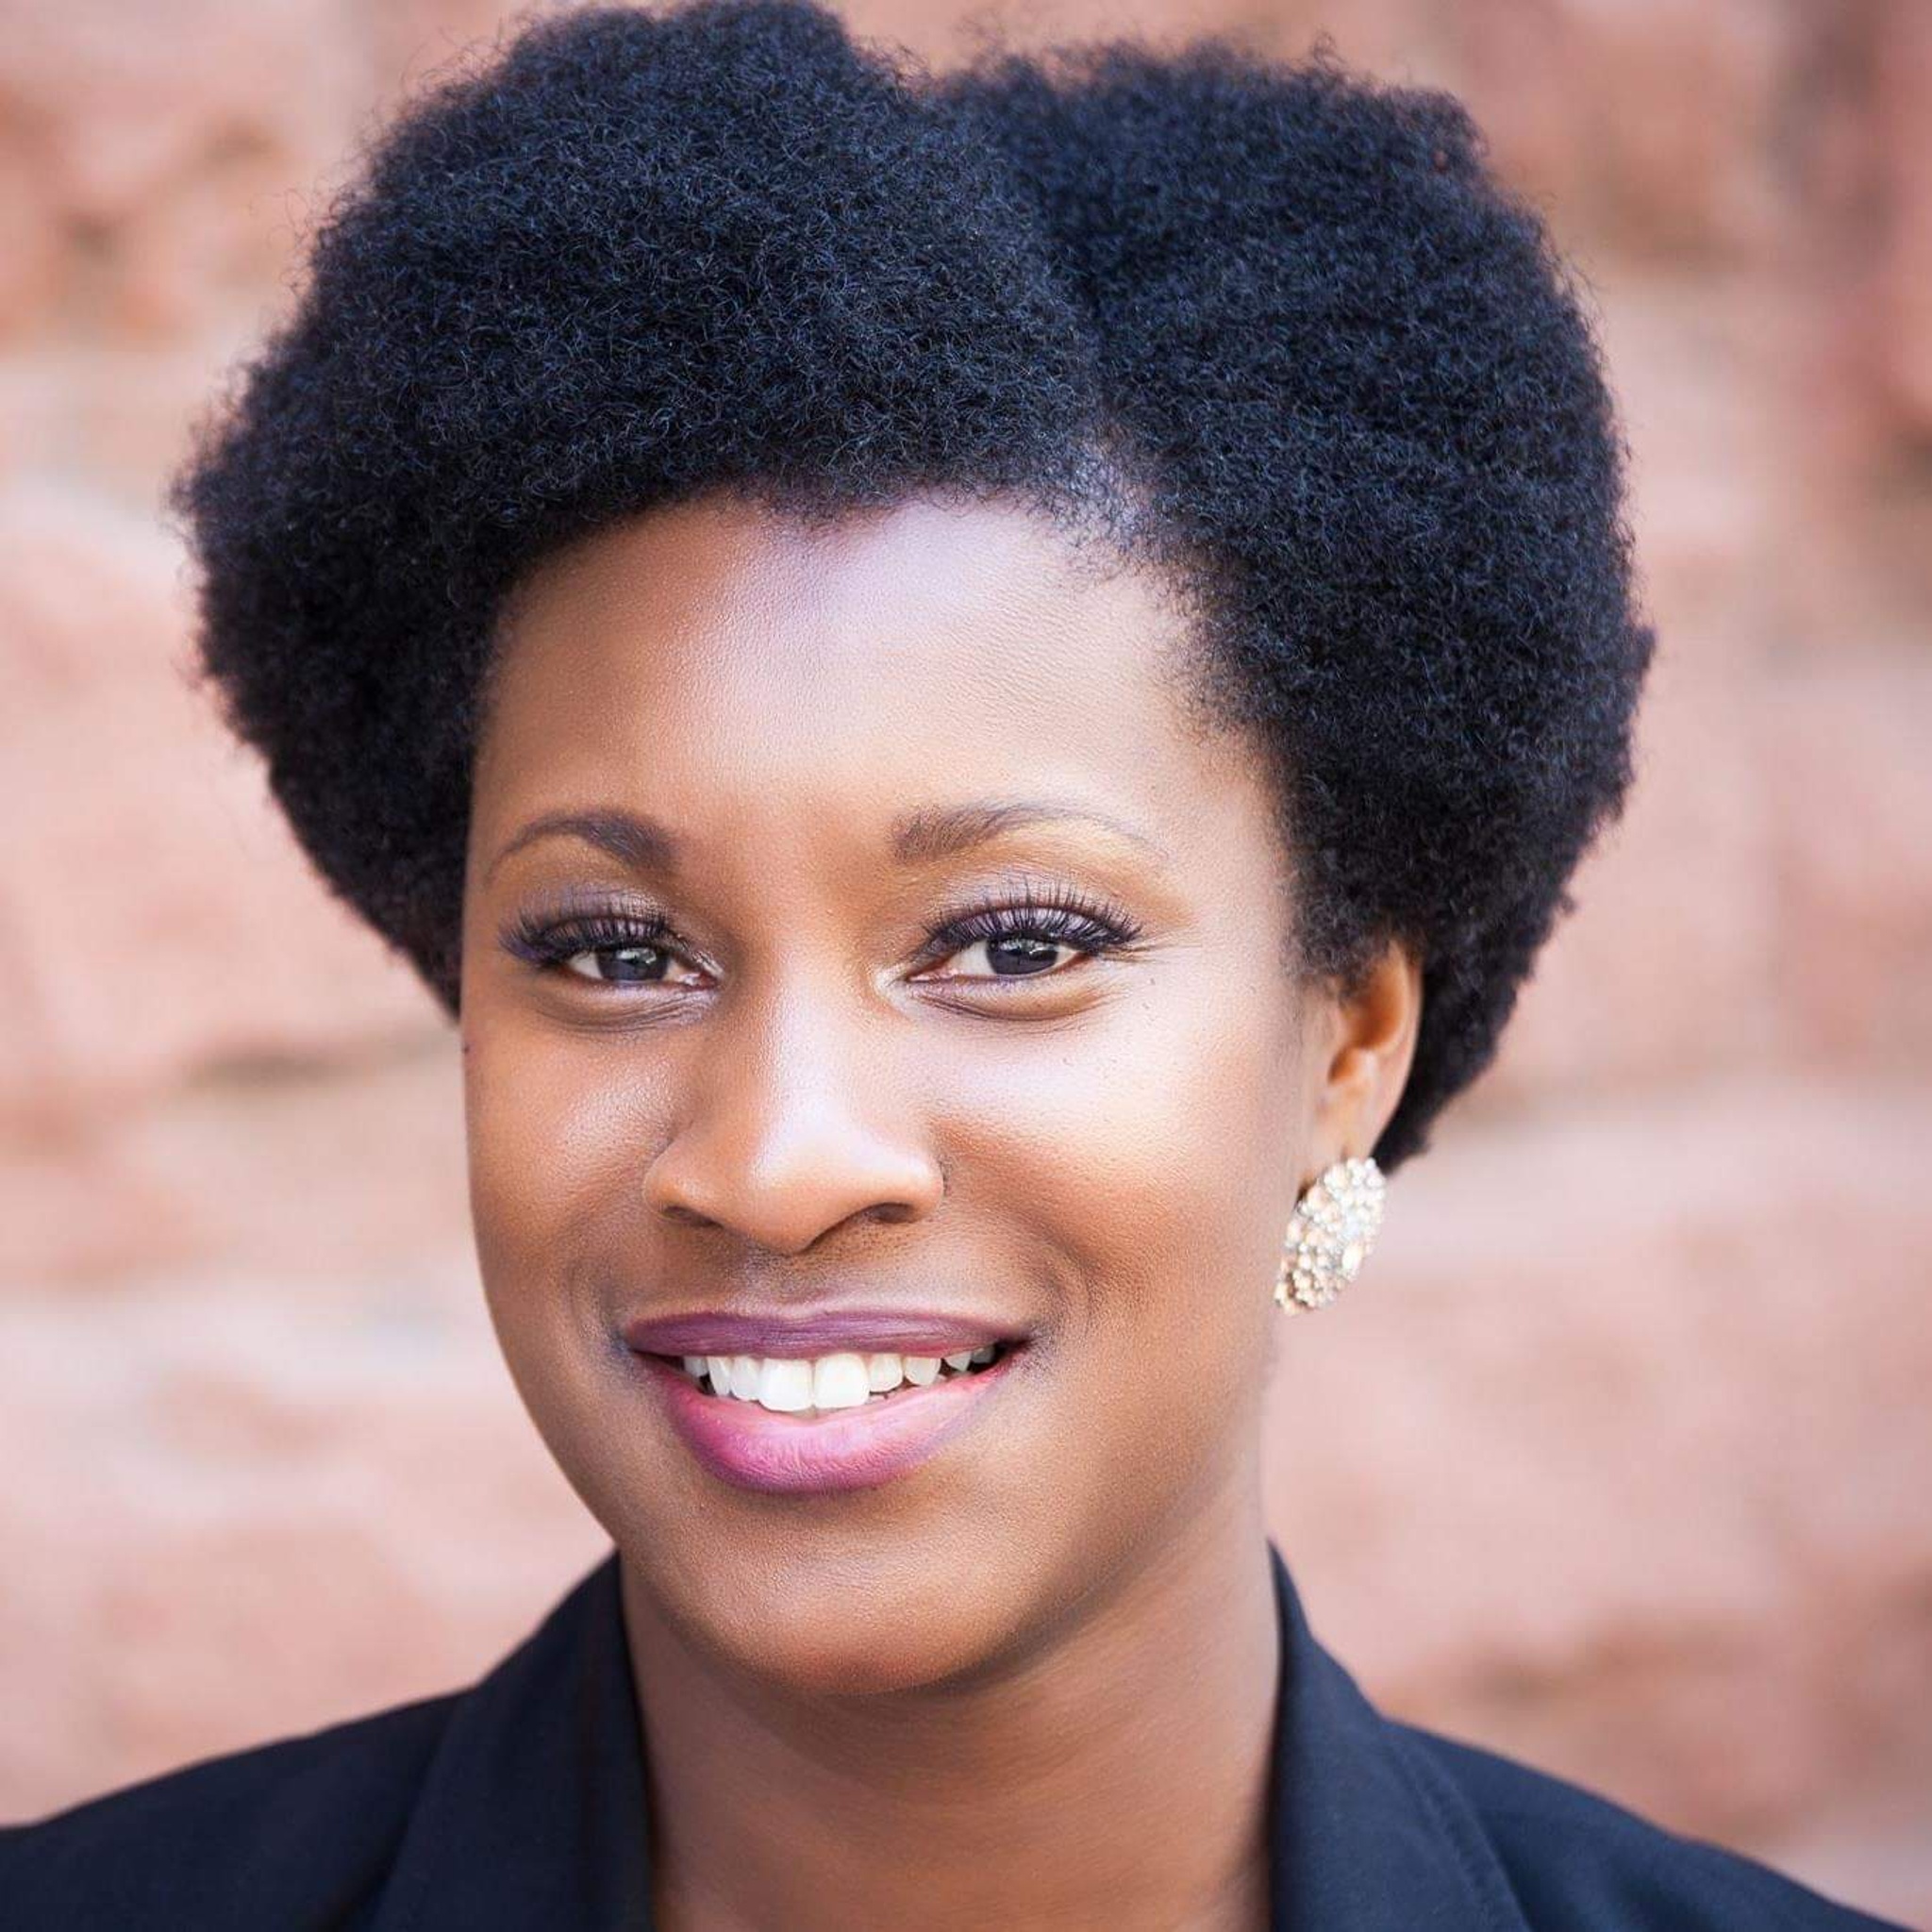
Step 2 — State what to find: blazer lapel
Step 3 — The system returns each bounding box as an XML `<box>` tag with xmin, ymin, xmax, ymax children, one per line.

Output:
<box><xmin>1265</xmin><ymin>1541</ymin><xmax>1530</xmax><ymax>1930</ymax></box>
<box><xmin>370</xmin><ymin>1541</ymin><xmax>1529</xmax><ymax>1932</ymax></box>
<box><xmin>369</xmin><ymin>1553</ymin><xmax>652</xmax><ymax>1932</ymax></box>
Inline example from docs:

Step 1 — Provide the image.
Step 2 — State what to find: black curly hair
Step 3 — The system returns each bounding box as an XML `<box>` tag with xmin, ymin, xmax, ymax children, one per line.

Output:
<box><xmin>167</xmin><ymin>0</ymin><xmax>1652</xmax><ymax>1173</ymax></box>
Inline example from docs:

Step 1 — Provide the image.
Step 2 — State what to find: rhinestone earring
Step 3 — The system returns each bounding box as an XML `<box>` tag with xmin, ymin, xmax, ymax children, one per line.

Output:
<box><xmin>1274</xmin><ymin>1155</ymin><xmax>1386</xmax><ymax>1311</ymax></box>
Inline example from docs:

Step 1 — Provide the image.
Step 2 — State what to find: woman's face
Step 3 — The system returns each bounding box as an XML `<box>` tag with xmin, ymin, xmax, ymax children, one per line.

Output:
<box><xmin>462</xmin><ymin>491</ymin><xmax>1351</xmax><ymax>1692</ymax></box>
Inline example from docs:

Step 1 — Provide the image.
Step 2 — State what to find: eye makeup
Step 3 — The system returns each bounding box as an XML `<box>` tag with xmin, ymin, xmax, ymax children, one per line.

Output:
<box><xmin>909</xmin><ymin>879</ymin><xmax>1144</xmax><ymax>979</ymax></box>
<box><xmin>496</xmin><ymin>874</ymin><xmax>1147</xmax><ymax>989</ymax></box>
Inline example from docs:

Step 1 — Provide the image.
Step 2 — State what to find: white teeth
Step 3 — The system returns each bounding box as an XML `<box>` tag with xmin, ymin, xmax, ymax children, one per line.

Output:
<box><xmin>682</xmin><ymin>1345</ymin><xmax>1007</xmax><ymax>1411</ymax></box>
<box><xmin>812</xmin><ymin>1353</ymin><xmax>872</xmax><ymax>1409</ymax></box>
<box><xmin>756</xmin><ymin>1358</ymin><xmax>814</xmax><ymax>1412</ymax></box>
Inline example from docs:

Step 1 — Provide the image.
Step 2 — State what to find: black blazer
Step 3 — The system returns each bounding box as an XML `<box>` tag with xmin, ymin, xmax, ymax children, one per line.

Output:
<box><xmin>0</xmin><ymin>1542</ymin><xmax>1904</xmax><ymax>1929</ymax></box>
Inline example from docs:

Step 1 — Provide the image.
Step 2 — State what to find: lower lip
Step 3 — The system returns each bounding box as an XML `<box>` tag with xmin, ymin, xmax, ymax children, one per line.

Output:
<box><xmin>637</xmin><ymin>1350</ymin><xmax>1021</xmax><ymax>1496</ymax></box>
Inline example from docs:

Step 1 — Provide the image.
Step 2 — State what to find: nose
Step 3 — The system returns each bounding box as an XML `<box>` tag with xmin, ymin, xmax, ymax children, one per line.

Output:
<box><xmin>640</xmin><ymin>978</ymin><xmax>944</xmax><ymax>1256</ymax></box>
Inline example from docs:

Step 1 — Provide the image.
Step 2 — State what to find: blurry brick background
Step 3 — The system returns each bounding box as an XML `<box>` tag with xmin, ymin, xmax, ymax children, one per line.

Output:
<box><xmin>3</xmin><ymin>0</ymin><xmax>1929</xmax><ymax>1921</ymax></box>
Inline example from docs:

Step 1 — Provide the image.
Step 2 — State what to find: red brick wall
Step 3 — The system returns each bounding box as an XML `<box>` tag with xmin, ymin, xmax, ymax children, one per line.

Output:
<box><xmin>3</xmin><ymin>2</ymin><xmax>1927</xmax><ymax>1920</ymax></box>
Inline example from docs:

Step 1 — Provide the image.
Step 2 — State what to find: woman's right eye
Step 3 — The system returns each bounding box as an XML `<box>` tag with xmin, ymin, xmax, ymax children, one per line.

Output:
<box><xmin>502</xmin><ymin>909</ymin><xmax>709</xmax><ymax>990</ymax></box>
<box><xmin>562</xmin><ymin>941</ymin><xmax>703</xmax><ymax>985</ymax></box>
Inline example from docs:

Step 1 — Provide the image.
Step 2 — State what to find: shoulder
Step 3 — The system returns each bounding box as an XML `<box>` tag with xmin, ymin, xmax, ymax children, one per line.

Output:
<box><xmin>1393</xmin><ymin>1722</ymin><xmax>1907</xmax><ymax>1931</ymax></box>
<box><xmin>0</xmin><ymin>1690</ymin><xmax>459</xmax><ymax>1931</ymax></box>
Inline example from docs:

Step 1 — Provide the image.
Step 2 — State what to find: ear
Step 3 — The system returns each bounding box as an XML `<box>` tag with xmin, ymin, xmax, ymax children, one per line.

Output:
<box><xmin>1303</xmin><ymin>937</ymin><xmax>1423</xmax><ymax>1173</ymax></box>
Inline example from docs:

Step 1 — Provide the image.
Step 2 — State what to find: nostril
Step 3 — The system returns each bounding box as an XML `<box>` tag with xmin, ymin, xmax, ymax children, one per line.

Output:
<box><xmin>655</xmin><ymin>1201</ymin><xmax>724</xmax><ymax>1232</ymax></box>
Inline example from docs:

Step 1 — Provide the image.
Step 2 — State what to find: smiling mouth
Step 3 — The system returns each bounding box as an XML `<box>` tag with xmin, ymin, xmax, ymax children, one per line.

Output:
<box><xmin>649</xmin><ymin>1341</ymin><xmax>1018</xmax><ymax>1418</ymax></box>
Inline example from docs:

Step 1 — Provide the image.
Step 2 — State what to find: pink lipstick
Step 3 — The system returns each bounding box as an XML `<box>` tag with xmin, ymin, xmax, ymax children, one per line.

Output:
<box><xmin>623</xmin><ymin>1305</ymin><xmax>1030</xmax><ymax>1496</ymax></box>
<box><xmin>623</xmin><ymin>1306</ymin><xmax>1022</xmax><ymax>1358</ymax></box>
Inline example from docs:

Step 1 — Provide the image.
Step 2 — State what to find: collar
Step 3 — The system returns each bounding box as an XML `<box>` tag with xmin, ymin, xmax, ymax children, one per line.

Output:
<box><xmin>372</xmin><ymin>1541</ymin><xmax>1527</xmax><ymax>1931</ymax></box>
<box><xmin>1262</xmin><ymin>1541</ymin><xmax>1528</xmax><ymax>1929</ymax></box>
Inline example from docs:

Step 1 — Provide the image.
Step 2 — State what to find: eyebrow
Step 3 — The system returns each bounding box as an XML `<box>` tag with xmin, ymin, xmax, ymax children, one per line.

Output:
<box><xmin>485</xmin><ymin>807</ymin><xmax>676</xmax><ymax>884</ymax></box>
<box><xmin>485</xmin><ymin>795</ymin><xmax>1166</xmax><ymax>883</ymax></box>
<box><xmin>889</xmin><ymin>797</ymin><xmax>1166</xmax><ymax>866</ymax></box>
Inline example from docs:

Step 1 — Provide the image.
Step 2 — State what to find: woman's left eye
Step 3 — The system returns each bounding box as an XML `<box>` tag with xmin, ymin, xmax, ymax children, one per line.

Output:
<box><xmin>932</xmin><ymin>931</ymin><xmax>1082</xmax><ymax>980</ymax></box>
<box><xmin>915</xmin><ymin>899</ymin><xmax>1141</xmax><ymax>984</ymax></box>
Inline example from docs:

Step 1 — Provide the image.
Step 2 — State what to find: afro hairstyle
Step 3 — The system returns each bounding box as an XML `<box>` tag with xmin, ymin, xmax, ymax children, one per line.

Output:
<box><xmin>168</xmin><ymin>0</ymin><xmax>1654</xmax><ymax>1172</ymax></box>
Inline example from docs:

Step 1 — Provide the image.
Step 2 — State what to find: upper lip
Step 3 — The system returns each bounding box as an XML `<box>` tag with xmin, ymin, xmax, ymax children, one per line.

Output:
<box><xmin>622</xmin><ymin>1304</ymin><xmax>1029</xmax><ymax>1358</ymax></box>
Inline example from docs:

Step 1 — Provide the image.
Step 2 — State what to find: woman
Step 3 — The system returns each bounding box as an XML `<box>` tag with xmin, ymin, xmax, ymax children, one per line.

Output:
<box><xmin>0</xmin><ymin>2</ymin><xmax>1902</xmax><ymax>1927</ymax></box>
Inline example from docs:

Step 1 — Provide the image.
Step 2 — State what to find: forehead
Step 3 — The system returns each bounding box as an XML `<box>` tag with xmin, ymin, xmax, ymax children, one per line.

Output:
<box><xmin>472</xmin><ymin>491</ymin><xmax>1264</xmax><ymax>859</ymax></box>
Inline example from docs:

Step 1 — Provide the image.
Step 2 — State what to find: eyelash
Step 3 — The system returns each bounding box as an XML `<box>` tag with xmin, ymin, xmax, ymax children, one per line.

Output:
<box><xmin>502</xmin><ymin>908</ymin><xmax>683</xmax><ymax>974</ymax></box>
<box><xmin>920</xmin><ymin>882</ymin><xmax>1144</xmax><ymax>974</ymax></box>
<box><xmin>500</xmin><ymin>883</ymin><xmax>1143</xmax><ymax>988</ymax></box>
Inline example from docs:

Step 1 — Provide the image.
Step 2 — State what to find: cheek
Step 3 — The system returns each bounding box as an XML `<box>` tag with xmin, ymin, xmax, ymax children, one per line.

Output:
<box><xmin>981</xmin><ymin>993</ymin><xmax>1302</xmax><ymax>1560</ymax></box>
<box><xmin>462</xmin><ymin>1010</ymin><xmax>690</xmax><ymax>1538</ymax></box>
<box><xmin>463</xmin><ymin>1012</ymin><xmax>664</xmax><ymax>1349</ymax></box>
<box><xmin>941</xmin><ymin>973</ymin><xmax>1306</xmax><ymax>1432</ymax></box>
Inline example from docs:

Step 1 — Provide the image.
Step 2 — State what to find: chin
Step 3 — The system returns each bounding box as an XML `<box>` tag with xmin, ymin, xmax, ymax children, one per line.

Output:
<box><xmin>640</xmin><ymin>1523</ymin><xmax>1041</xmax><ymax>1696</ymax></box>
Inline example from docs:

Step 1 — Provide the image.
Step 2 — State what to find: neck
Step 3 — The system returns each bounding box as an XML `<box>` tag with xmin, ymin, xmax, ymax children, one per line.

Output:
<box><xmin>622</xmin><ymin>1479</ymin><xmax>1280</xmax><ymax>1932</ymax></box>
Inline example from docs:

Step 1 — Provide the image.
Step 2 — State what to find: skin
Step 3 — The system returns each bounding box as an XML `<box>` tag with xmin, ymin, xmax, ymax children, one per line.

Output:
<box><xmin>460</xmin><ymin>490</ymin><xmax>1421</xmax><ymax>1932</ymax></box>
